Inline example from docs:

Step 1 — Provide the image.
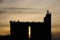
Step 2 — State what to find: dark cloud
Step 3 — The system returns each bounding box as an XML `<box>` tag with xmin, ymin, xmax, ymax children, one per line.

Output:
<box><xmin>0</xmin><ymin>10</ymin><xmax>6</xmax><ymax>14</ymax></box>
<box><xmin>0</xmin><ymin>0</ymin><xmax>2</xmax><ymax>3</ymax></box>
<box><xmin>1</xmin><ymin>8</ymin><xmax>41</xmax><ymax>10</ymax></box>
<box><xmin>0</xmin><ymin>8</ymin><xmax>41</xmax><ymax>14</ymax></box>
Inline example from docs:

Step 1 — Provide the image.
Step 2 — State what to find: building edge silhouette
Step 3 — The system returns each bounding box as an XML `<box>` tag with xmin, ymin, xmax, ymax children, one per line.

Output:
<box><xmin>0</xmin><ymin>10</ymin><xmax>52</xmax><ymax>40</ymax></box>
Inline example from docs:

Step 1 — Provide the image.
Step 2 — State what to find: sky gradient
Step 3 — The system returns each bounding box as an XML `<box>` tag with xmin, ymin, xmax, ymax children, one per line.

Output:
<box><xmin>0</xmin><ymin>0</ymin><xmax>60</xmax><ymax>40</ymax></box>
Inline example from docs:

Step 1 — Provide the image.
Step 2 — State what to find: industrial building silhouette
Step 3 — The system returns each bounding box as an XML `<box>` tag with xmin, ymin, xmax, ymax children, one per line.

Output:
<box><xmin>0</xmin><ymin>10</ymin><xmax>51</xmax><ymax>40</ymax></box>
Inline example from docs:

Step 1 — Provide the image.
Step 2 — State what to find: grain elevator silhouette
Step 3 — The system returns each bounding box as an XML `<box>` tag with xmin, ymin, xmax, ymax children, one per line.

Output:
<box><xmin>10</xmin><ymin>10</ymin><xmax>51</xmax><ymax>40</ymax></box>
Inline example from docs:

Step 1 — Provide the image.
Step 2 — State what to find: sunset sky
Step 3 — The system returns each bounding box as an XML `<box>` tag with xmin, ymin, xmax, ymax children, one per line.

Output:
<box><xmin>0</xmin><ymin>0</ymin><xmax>60</xmax><ymax>39</ymax></box>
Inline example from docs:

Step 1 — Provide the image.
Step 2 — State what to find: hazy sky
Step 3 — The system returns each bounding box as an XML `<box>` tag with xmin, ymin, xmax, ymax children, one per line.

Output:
<box><xmin>0</xmin><ymin>0</ymin><xmax>60</xmax><ymax>36</ymax></box>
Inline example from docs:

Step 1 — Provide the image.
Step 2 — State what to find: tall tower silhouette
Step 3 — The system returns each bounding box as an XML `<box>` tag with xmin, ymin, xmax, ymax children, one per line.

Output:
<box><xmin>44</xmin><ymin>10</ymin><xmax>51</xmax><ymax>40</ymax></box>
<box><xmin>44</xmin><ymin>10</ymin><xmax>51</xmax><ymax>24</ymax></box>
<box><xmin>31</xmin><ymin>10</ymin><xmax>51</xmax><ymax>40</ymax></box>
<box><xmin>10</xmin><ymin>10</ymin><xmax>51</xmax><ymax>40</ymax></box>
